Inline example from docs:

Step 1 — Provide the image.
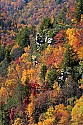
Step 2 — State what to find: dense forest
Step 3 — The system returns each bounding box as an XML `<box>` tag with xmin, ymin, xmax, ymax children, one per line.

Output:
<box><xmin>0</xmin><ymin>0</ymin><xmax>83</xmax><ymax>125</ymax></box>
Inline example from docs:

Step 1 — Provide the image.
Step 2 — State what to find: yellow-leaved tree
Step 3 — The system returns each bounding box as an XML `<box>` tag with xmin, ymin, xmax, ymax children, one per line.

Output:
<box><xmin>71</xmin><ymin>95</ymin><xmax>83</xmax><ymax>125</ymax></box>
<box><xmin>12</xmin><ymin>118</ymin><xmax>26</xmax><ymax>125</ymax></box>
<box><xmin>0</xmin><ymin>87</ymin><xmax>8</xmax><ymax>104</ymax></box>
<box><xmin>77</xmin><ymin>46</ymin><xmax>83</xmax><ymax>60</ymax></box>
<box><xmin>66</xmin><ymin>28</ymin><xmax>80</xmax><ymax>52</ymax></box>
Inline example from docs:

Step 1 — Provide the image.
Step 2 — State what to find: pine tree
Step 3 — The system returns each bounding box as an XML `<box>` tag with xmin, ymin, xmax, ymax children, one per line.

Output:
<box><xmin>16</xmin><ymin>27</ymin><xmax>30</xmax><ymax>47</ymax></box>
<box><xmin>40</xmin><ymin>64</ymin><xmax>47</xmax><ymax>82</ymax></box>
<box><xmin>63</xmin><ymin>45</ymin><xmax>79</xmax><ymax>69</ymax></box>
<box><xmin>47</xmin><ymin>66</ymin><xmax>57</xmax><ymax>88</ymax></box>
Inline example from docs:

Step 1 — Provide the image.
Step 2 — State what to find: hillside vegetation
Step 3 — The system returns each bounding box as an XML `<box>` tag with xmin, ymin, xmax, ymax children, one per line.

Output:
<box><xmin>0</xmin><ymin>0</ymin><xmax>83</xmax><ymax>125</ymax></box>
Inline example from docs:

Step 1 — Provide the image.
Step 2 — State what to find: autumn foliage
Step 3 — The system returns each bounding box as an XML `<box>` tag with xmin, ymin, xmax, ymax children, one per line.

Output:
<box><xmin>0</xmin><ymin>0</ymin><xmax>83</xmax><ymax>125</ymax></box>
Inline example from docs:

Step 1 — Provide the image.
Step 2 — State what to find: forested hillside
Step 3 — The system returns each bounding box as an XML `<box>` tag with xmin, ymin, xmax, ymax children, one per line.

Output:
<box><xmin>0</xmin><ymin>0</ymin><xmax>83</xmax><ymax>125</ymax></box>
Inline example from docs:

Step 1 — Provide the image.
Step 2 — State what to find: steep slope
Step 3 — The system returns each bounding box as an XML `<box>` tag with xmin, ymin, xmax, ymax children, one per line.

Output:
<box><xmin>0</xmin><ymin>0</ymin><xmax>76</xmax><ymax>43</ymax></box>
<box><xmin>17</xmin><ymin>0</ymin><xmax>75</xmax><ymax>26</ymax></box>
<box><xmin>0</xmin><ymin>0</ymin><xmax>76</xmax><ymax>29</ymax></box>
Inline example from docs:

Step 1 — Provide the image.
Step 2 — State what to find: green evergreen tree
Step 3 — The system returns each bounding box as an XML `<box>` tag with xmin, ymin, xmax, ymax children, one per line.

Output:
<box><xmin>16</xmin><ymin>27</ymin><xmax>30</xmax><ymax>47</ymax></box>
<box><xmin>5</xmin><ymin>46</ymin><xmax>11</xmax><ymax>63</ymax></box>
<box><xmin>63</xmin><ymin>45</ymin><xmax>79</xmax><ymax>69</ymax></box>
<box><xmin>39</xmin><ymin>17</ymin><xmax>53</xmax><ymax>32</ymax></box>
<box><xmin>0</xmin><ymin>45</ymin><xmax>5</xmax><ymax>62</ymax></box>
<box><xmin>61</xmin><ymin>45</ymin><xmax>79</xmax><ymax>80</ymax></box>
<box><xmin>40</xmin><ymin>64</ymin><xmax>47</xmax><ymax>81</ymax></box>
<box><xmin>47</xmin><ymin>66</ymin><xmax>57</xmax><ymax>88</ymax></box>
